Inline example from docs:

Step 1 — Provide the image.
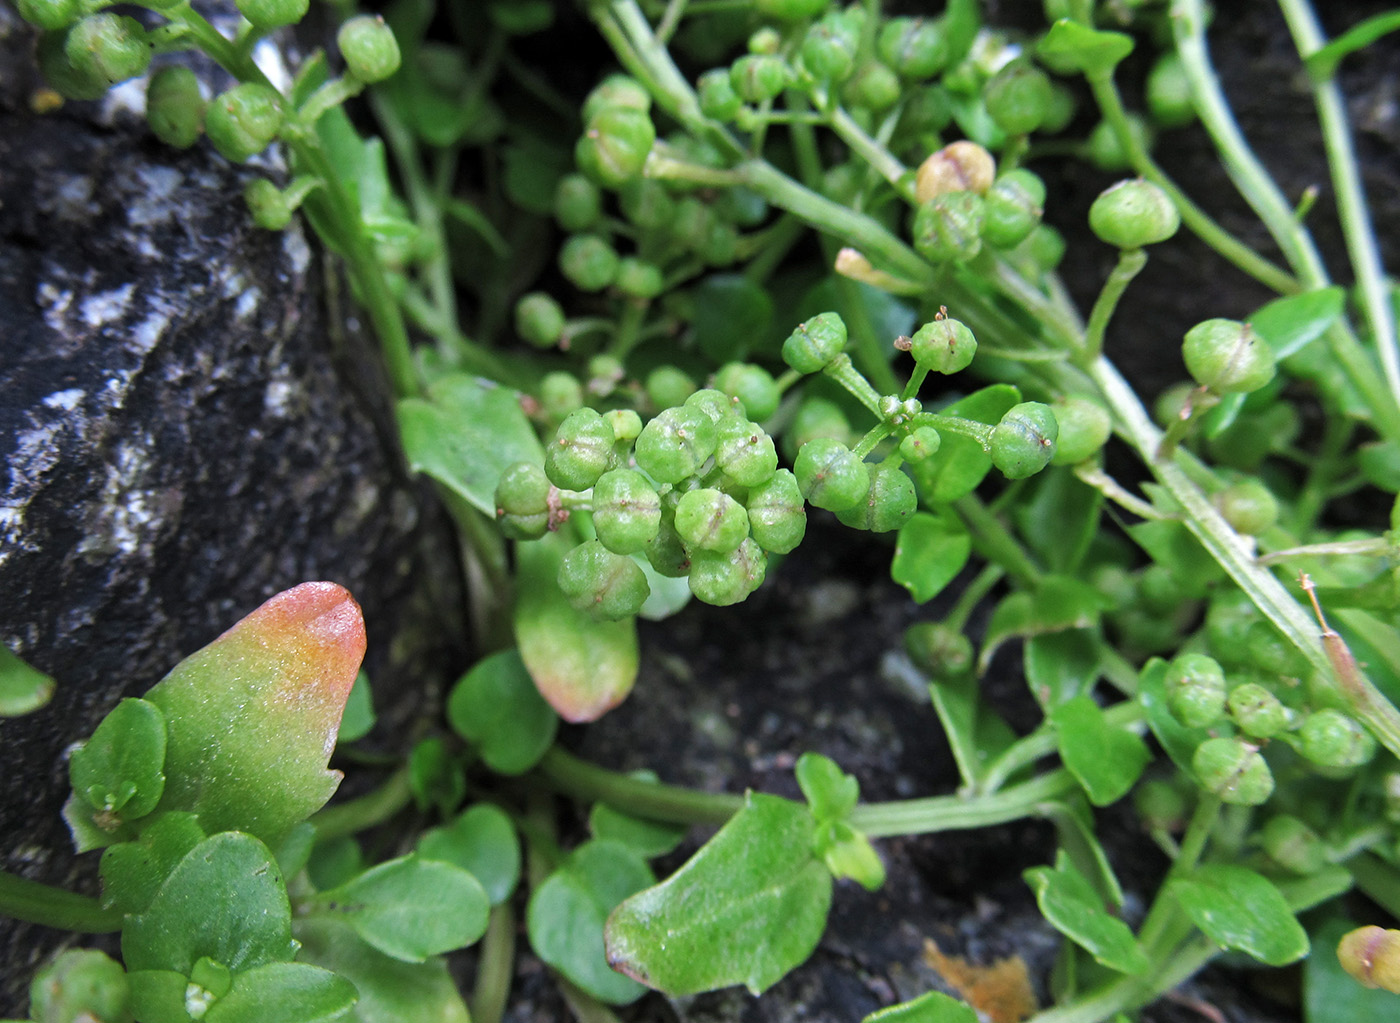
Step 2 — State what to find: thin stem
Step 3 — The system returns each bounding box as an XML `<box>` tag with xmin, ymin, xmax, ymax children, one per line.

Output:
<box><xmin>0</xmin><ymin>869</ymin><xmax>121</xmax><ymax>933</ymax></box>
<box><xmin>470</xmin><ymin>902</ymin><xmax>516</xmax><ymax>1023</ymax></box>
<box><xmin>822</xmin><ymin>354</ymin><xmax>884</xmax><ymax>417</ymax></box>
<box><xmin>978</xmin><ymin>700</ymin><xmax>1144</xmax><ymax>796</ymax></box>
<box><xmin>954</xmin><ymin>494</ymin><xmax>1042</xmax><ymax>589</ymax></box>
<box><xmin>945</xmin><ymin>563</ymin><xmax>1004</xmax><ymax>633</ymax></box>
<box><xmin>848</xmin><ymin>769</ymin><xmax>1079</xmax><ymax>838</ymax></box>
<box><xmin>1080</xmin><ymin>248</ymin><xmax>1147</xmax><ymax>362</ymax></box>
<box><xmin>534</xmin><ymin>747</ymin><xmax>742</xmax><ymax>825</ymax></box>
<box><xmin>827</xmin><ymin>106</ymin><xmax>918</xmax><ymax>204</ymax></box>
<box><xmin>309</xmin><ymin>768</ymin><xmax>412</xmax><ymax>840</ymax></box>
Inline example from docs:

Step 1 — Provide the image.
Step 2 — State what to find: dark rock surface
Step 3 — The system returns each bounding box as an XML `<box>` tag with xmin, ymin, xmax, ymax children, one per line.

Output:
<box><xmin>0</xmin><ymin>8</ymin><xmax>464</xmax><ymax>1010</ymax></box>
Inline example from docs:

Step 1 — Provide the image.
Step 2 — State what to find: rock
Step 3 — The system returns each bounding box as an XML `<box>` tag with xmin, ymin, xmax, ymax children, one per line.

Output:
<box><xmin>0</xmin><ymin>8</ymin><xmax>463</xmax><ymax>1011</ymax></box>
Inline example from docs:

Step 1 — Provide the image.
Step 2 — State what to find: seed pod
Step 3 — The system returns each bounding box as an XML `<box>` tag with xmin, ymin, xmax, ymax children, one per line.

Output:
<box><xmin>205</xmin><ymin>83</ymin><xmax>284</xmax><ymax>164</ymax></box>
<box><xmin>559</xmin><ymin>234</ymin><xmax>620</xmax><ymax>292</ymax></box>
<box><xmin>1134</xmin><ymin>779</ymin><xmax>1187</xmax><ymax>833</ymax></box>
<box><xmin>675</xmin><ymin>488</ymin><xmax>750</xmax><ymax>553</ymax></box>
<box><xmin>244</xmin><ymin>178</ymin><xmax>292</xmax><ymax>231</ymax></box>
<box><xmin>1213</xmin><ymin>479</ymin><xmax>1279</xmax><ymax>536</ymax></box>
<box><xmin>338</xmin><ymin>15</ymin><xmax>401</xmax><ymax>83</ymax></box>
<box><xmin>582</xmin><ymin>74</ymin><xmax>650</xmax><ymax>121</ymax></box>
<box><xmin>515</xmin><ymin>292</ymin><xmax>566</xmax><ymax>348</ymax></box>
<box><xmin>65</xmin><ymin>13</ymin><xmax>150</xmax><ymax>88</ymax></box>
<box><xmin>576</xmin><ymin>105</ymin><xmax>656</xmax><ymax>187</ymax></box>
<box><xmin>1182</xmin><ymin>318</ymin><xmax>1276</xmax><ymax>394</ymax></box>
<box><xmin>634</xmin><ymin>406</ymin><xmax>718</xmax><ymax>484</ymax></box>
<box><xmin>990</xmin><ymin>402</ymin><xmax>1058</xmax><ymax>479</ymax></box>
<box><xmin>982</xmin><ymin>169</ymin><xmax>1046</xmax><ymax>250</ymax></box>
<box><xmin>237</xmin><ymin>0</ymin><xmax>309</xmax><ymax>29</ymax></box>
<box><xmin>147</xmin><ymin>66</ymin><xmax>205</xmax><ymax>150</ymax></box>
<box><xmin>730</xmin><ymin>54</ymin><xmax>788</xmax><ymax>104</ymax></box>
<box><xmin>554</xmin><ymin>173</ymin><xmax>602</xmax><ymax>231</ymax></box>
<box><xmin>1227</xmin><ymin>682</ymin><xmax>1289</xmax><ymax>739</ymax></box>
<box><xmin>1165</xmin><ymin>652</ymin><xmax>1227</xmax><ymax>729</ymax></box>
<box><xmin>912</xmin><ymin>191</ymin><xmax>985</xmax><ymax>264</ymax></box>
<box><xmin>841</xmin><ymin>61</ymin><xmax>901</xmax><ymax>113</ymax></box>
<box><xmin>545</xmin><ymin>407</ymin><xmax>615</xmax><ymax>491</ymax></box>
<box><xmin>715</xmin><ymin>417</ymin><xmax>779</xmax><ymax>487</ymax></box>
<box><xmin>684</xmin><ymin>387</ymin><xmax>741</xmax><ymax>425</ymax></box>
<box><xmin>784</xmin><ymin>396</ymin><xmax>851</xmax><ymax>460</ymax></box>
<box><xmin>1021</xmin><ymin>223</ymin><xmax>1066</xmax><ymax>271</ymax></box>
<box><xmin>1259</xmin><ymin>815</ymin><xmax>1327</xmax><ymax>875</ymax></box>
<box><xmin>899</xmin><ymin>426</ymin><xmax>941</xmax><ymax>462</ymax></box>
<box><xmin>494</xmin><ymin>462</ymin><xmax>551</xmax><ymax>540</ymax></box>
<box><xmin>1192</xmin><ymin>736</ymin><xmax>1274</xmax><ymax>805</ymax></box>
<box><xmin>714</xmin><ymin>363</ymin><xmax>780</xmax><ymax>422</ymax></box>
<box><xmin>984</xmin><ymin>59</ymin><xmax>1053</xmax><ymax>135</ymax></box>
<box><xmin>1338</xmin><ymin>926</ymin><xmax>1400</xmax><ymax>993</ymax></box>
<box><xmin>1244</xmin><ymin>621</ymin><xmax>1307</xmax><ymax>678</ymax></box>
<box><xmin>558</xmin><ymin>539</ymin><xmax>650</xmax><ymax>620</ymax></box>
<box><xmin>688</xmin><ymin>537</ymin><xmax>767</xmax><ymax>606</ymax></box>
<box><xmin>746</xmin><ymin>469</ymin><xmax>806</xmax><ymax>554</ymax></box>
<box><xmin>794</xmin><ymin>437</ymin><xmax>869</xmax><ymax>512</ymax></box>
<box><xmin>16</xmin><ymin>0</ymin><xmax>81</xmax><ymax>31</ymax></box>
<box><xmin>1087</xmin><ymin>113</ymin><xmax>1153</xmax><ymax>172</ymax></box>
<box><xmin>604</xmin><ymin>409</ymin><xmax>643</xmax><ymax>445</ymax></box>
<box><xmin>619</xmin><ymin>179</ymin><xmax>676</xmax><ymax>232</ymax></box>
<box><xmin>877</xmin><ymin>17</ymin><xmax>948</xmax><ymax>79</ymax></box>
<box><xmin>614</xmin><ymin>257</ymin><xmax>664</xmax><ymax>300</ymax></box>
<box><xmin>37</xmin><ymin>28</ymin><xmax>109</xmax><ymax>100</ymax></box>
<box><xmin>27</xmin><ymin>949</ymin><xmax>130</xmax><ymax>1023</ymax></box>
<box><xmin>1089</xmin><ymin>179</ymin><xmax>1180</xmax><ymax>249</ymax></box>
<box><xmin>645</xmin><ymin>366</ymin><xmax>696</xmax><ymax>410</ymax></box>
<box><xmin>915</xmin><ymin>140</ymin><xmax>996</xmax><ymax>202</ymax></box>
<box><xmin>698</xmin><ymin>68</ymin><xmax>743</xmax><ymax>121</ymax></box>
<box><xmin>800</xmin><ymin>13</ymin><xmax>859</xmax><ymax>83</ymax></box>
<box><xmin>909</xmin><ymin>317</ymin><xmax>976</xmax><ymax>374</ymax></box>
<box><xmin>1147</xmin><ymin>52</ymin><xmax>1195</xmax><ymax>128</ymax></box>
<box><xmin>1049</xmin><ymin>395</ymin><xmax>1111</xmax><ymax>465</ymax></box>
<box><xmin>593</xmin><ymin>469</ymin><xmax>662</xmax><ymax>554</ymax></box>
<box><xmin>835</xmin><ymin>463</ymin><xmax>916</xmax><ymax>533</ymax></box>
<box><xmin>783</xmin><ymin>312</ymin><xmax>848</xmax><ymax>374</ymax></box>
<box><xmin>539</xmin><ymin>372</ymin><xmax>583</xmax><ymax>423</ymax></box>
<box><xmin>643</xmin><ymin>509</ymin><xmax>691</xmax><ymax>578</ymax></box>
<box><xmin>1299</xmin><ymin>709</ymin><xmax>1376</xmax><ymax>769</ymax></box>
<box><xmin>904</xmin><ymin>622</ymin><xmax>973</xmax><ymax>678</ymax></box>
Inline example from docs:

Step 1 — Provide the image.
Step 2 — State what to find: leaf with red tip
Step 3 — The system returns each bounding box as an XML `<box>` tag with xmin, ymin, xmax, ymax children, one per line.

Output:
<box><xmin>143</xmin><ymin>582</ymin><xmax>367</xmax><ymax>845</ymax></box>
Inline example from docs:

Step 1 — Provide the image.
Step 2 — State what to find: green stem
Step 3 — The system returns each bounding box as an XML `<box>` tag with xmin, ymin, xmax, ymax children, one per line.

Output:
<box><xmin>945</xmin><ymin>563</ymin><xmax>1003</xmax><ymax>633</ymax></box>
<box><xmin>1080</xmin><ymin>248</ymin><xmax>1147</xmax><ymax>362</ymax></box>
<box><xmin>1023</xmin><ymin>936</ymin><xmax>1217</xmax><ymax>1023</ymax></box>
<box><xmin>1347</xmin><ymin>852</ymin><xmax>1400</xmax><ymax>920</ymax></box>
<box><xmin>309</xmin><ymin>768</ymin><xmax>412</xmax><ymax>840</ymax></box>
<box><xmin>534</xmin><ymin>747</ymin><xmax>742</xmax><ymax>825</ymax></box>
<box><xmin>0</xmin><ymin>869</ymin><xmax>121</xmax><ymax>933</ymax></box>
<box><xmin>848</xmin><ymin>769</ymin><xmax>1079</xmax><ymax>838</ymax></box>
<box><xmin>978</xmin><ymin>700</ymin><xmax>1144</xmax><ymax>795</ymax></box>
<box><xmin>821</xmin><ymin>354</ymin><xmax>883</xmax><ymax>417</ymax></box>
<box><xmin>954</xmin><ymin>493</ymin><xmax>1042</xmax><ymax>589</ymax></box>
<box><xmin>826</xmin><ymin>106</ymin><xmax>918</xmax><ymax>203</ymax></box>
<box><xmin>470</xmin><ymin>902</ymin><xmax>516</xmax><ymax>1023</ymax></box>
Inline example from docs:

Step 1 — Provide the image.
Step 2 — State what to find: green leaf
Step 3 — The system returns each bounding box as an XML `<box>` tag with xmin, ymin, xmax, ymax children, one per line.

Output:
<box><xmin>515</xmin><ymin>532</ymin><xmax>639</xmax><ymax>722</ymax></box>
<box><xmin>980</xmin><ymin>576</ymin><xmax>1110</xmax><ymax>671</ymax></box>
<box><xmin>70</xmin><ymin>697</ymin><xmax>167</xmax><ymax>820</ymax></box>
<box><xmin>123</xmin><ymin>832</ymin><xmax>297</xmax><ymax>975</ymax></box>
<box><xmin>1025</xmin><ymin>630</ymin><xmax>1101</xmax><ymax>708</ymax></box>
<box><xmin>590</xmin><ymin>799</ymin><xmax>687</xmax><ymax>860</ymax></box>
<box><xmin>446</xmin><ymin>648</ymin><xmax>558</xmax><ymax>774</ymax></box>
<box><xmin>407</xmin><ymin>736</ymin><xmax>465</xmax><ymax>817</ymax></box>
<box><xmin>1013</xmin><ymin>469</ymin><xmax>1102</xmax><ymax>574</ymax></box>
<box><xmin>1136</xmin><ymin>659</ymin><xmax>1213</xmax><ymax>779</ymax></box>
<box><xmin>795</xmin><ymin>752</ymin><xmax>859</xmax><ymax>822</ymax></box>
<box><xmin>1038</xmin><ymin>20</ymin><xmax>1134</xmax><ymax>76</ymax></box>
<box><xmin>908</xmin><ymin>385</ymin><xmax>1020</xmax><ymax>504</ymax></box>
<box><xmin>0</xmin><ymin>644</ymin><xmax>54</xmax><ymax>716</ymax></box>
<box><xmin>528</xmin><ymin>840</ymin><xmax>655</xmax><ymax>1005</ymax></box>
<box><xmin>605</xmin><ymin>792</ymin><xmax>833</xmax><ymax>996</ymax></box>
<box><xmin>417</xmin><ymin>803</ymin><xmax>521</xmax><ymax>905</ymax></box>
<box><xmin>337</xmin><ymin>671</ymin><xmax>375</xmax><ymax>744</ymax></box>
<box><xmin>1024</xmin><ymin>850</ymin><xmax>1148</xmax><ymax>975</ymax></box>
<box><xmin>1304</xmin><ymin>917</ymin><xmax>1400</xmax><ymax>1022</ymax></box>
<box><xmin>307</xmin><ymin>836</ymin><xmax>364</xmax><ymax>894</ymax></box>
<box><xmin>397</xmin><ymin>374</ymin><xmax>543</xmax><ymax>517</ymax></box>
<box><xmin>503</xmin><ymin>137</ymin><xmax>569</xmax><ymax>215</ymax></box>
<box><xmin>206</xmin><ymin>963</ymin><xmax>356</xmax><ymax>1023</ymax></box>
<box><xmin>1250</xmin><ymin>286</ymin><xmax>1345</xmax><ymax>359</ymax></box>
<box><xmin>1170</xmin><ymin>864</ymin><xmax>1308</xmax><ymax>966</ymax></box>
<box><xmin>691</xmin><ymin>274</ymin><xmax>775</xmax><ymax>364</ymax></box>
<box><xmin>926</xmin><ymin>674</ymin><xmax>1017</xmax><ymax>791</ymax></box>
<box><xmin>128</xmin><ymin>969</ymin><xmax>193</xmax><ymax>1023</ymax></box>
<box><xmin>892</xmin><ymin>510</ymin><xmax>972</xmax><ymax>603</ymax></box>
<box><xmin>1125</xmin><ymin>517</ymin><xmax>1221</xmax><ymax>596</ymax></box>
<box><xmin>1051</xmin><ymin>695</ymin><xmax>1149</xmax><ymax>807</ymax></box>
<box><xmin>295</xmin><ymin>917</ymin><xmax>472</xmax><ymax>1023</ymax></box>
<box><xmin>1042</xmin><ymin>798</ymin><xmax>1125</xmax><ymax>909</ymax></box>
<box><xmin>99</xmin><ymin>811</ymin><xmax>205</xmax><ymax>915</ymax></box>
<box><xmin>863</xmin><ymin>991</ymin><xmax>978</xmax><ymax>1023</ymax></box>
<box><xmin>309</xmin><ymin>854</ymin><xmax>490</xmax><ymax>963</ymax></box>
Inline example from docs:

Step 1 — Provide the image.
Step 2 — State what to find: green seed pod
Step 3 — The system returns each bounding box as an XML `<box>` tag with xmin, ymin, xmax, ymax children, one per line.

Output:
<box><xmin>614</xmin><ymin>257</ymin><xmax>664</xmax><ymax>300</ymax></box>
<box><xmin>1192</xmin><ymin>737</ymin><xmax>1274</xmax><ymax>806</ymax></box>
<box><xmin>800</xmin><ymin>14</ymin><xmax>859</xmax><ymax>83</ymax></box>
<box><xmin>754</xmin><ymin>0</ymin><xmax>827</xmax><ymax>21</ymax></box>
<box><xmin>746</xmin><ymin>469</ymin><xmax>807</xmax><ymax>554</ymax></box>
<box><xmin>205</xmin><ymin>83</ymin><xmax>284</xmax><ymax>164</ymax></box>
<box><xmin>618</xmin><ymin>179</ymin><xmax>676</xmax><ymax>232</ymax></box>
<box><xmin>1137</xmin><ymin>563</ymin><xmax>1189</xmax><ymax>616</ymax></box>
<box><xmin>582</xmin><ymin>74</ymin><xmax>650</xmax><ymax>122</ymax></box>
<box><xmin>904</xmin><ymin>622</ymin><xmax>973</xmax><ymax>678</ymax></box>
<box><xmin>783</xmin><ymin>311</ymin><xmax>848</xmax><ymax>374</ymax></box>
<box><xmin>604</xmin><ymin>409</ymin><xmax>643</xmax><ymax>445</ymax></box>
<box><xmin>644</xmin><ymin>366</ymin><xmax>696</xmax><ymax>411</ymax></box>
<box><xmin>1086</xmin><ymin>113</ymin><xmax>1153</xmax><ymax>172</ymax></box>
<box><xmin>730</xmin><ymin>54</ymin><xmax>788</xmax><ymax>104</ymax></box>
<box><xmin>1213</xmin><ymin>479</ymin><xmax>1279</xmax><ymax>536</ymax></box>
<box><xmin>1244</xmin><ymin>621</ymin><xmax>1307</xmax><ymax>678</ymax></box>
<box><xmin>559</xmin><ymin>234</ymin><xmax>620</xmax><ymax>292</ymax></box>
<box><xmin>592</xmin><ymin>469</ymin><xmax>663</xmax><ymax>554</ymax></box>
<box><xmin>244</xmin><ymin>178</ymin><xmax>292</xmax><ymax>231</ymax></box>
<box><xmin>671</xmin><ymin>197</ymin><xmax>713</xmax><ymax>252</ymax></box>
<box><xmin>748</xmin><ymin>26</ymin><xmax>782</xmax><ymax>55</ymax></box>
<box><xmin>715</xmin><ymin>417</ymin><xmax>779</xmax><ymax>487</ymax></box>
<box><xmin>915</xmin><ymin>140</ymin><xmax>996</xmax><ymax>202</ymax></box>
<box><xmin>545</xmin><ymin>407</ymin><xmax>615</xmax><ymax>491</ymax></box>
<box><xmin>146</xmin><ymin>66</ymin><xmax>205</xmax><ymax>150</ymax></box>
<box><xmin>1048</xmin><ymin>396</ymin><xmax>1112</xmax><ymax>465</ymax></box>
<box><xmin>899</xmin><ymin>426</ymin><xmax>941</xmax><ymax>462</ymax></box>
<box><xmin>1146</xmin><ymin>52</ymin><xmax>1195</xmax><ymax>128</ymax></box>
<box><xmin>539</xmin><ymin>371</ymin><xmax>583</xmax><ymax>423</ymax></box>
<box><xmin>877</xmin><ymin>17</ymin><xmax>948</xmax><ymax>79</ymax></box>
<box><xmin>981</xmin><ymin>169</ymin><xmax>1046</xmax><ymax>250</ymax></box>
<box><xmin>1299</xmin><ymin>709</ymin><xmax>1377</xmax><ymax>769</ymax></box>
<box><xmin>1089</xmin><ymin>179</ymin><xmax>1180</xmax><ymax>249</ymax></box>
<box><xmin>675</xmin><ymin>487</ymin><xmax>750</xmax><ymax>553</ymax></box>
<box><xmin>558</xmin><ymin>539</ymin><xmax>650</xmax><ymax>620</ymax></box>
<box><xmin>1227</xmin><ymin>682</ymin><xmax>1289</xmax><ymax>739</ymax></box>
<box><xmin>338</xmin><ymin>15</ymin><xmax>401</xmax><ymax>83</ymax></box>
<box><xmin>990</xmin><ymin>401</ymin><xmax>1058</xmax><ymax>479</ymax></box>
<box><xmin>1258</xmin><ymin>815</ymin><xmax>1326</xmax><ymax>875</ymax></box>
<box><xmin>794</xmin><ymin>438</ymin><xmax>869</xmax><ymax>512</ymax></box>
<box><xmin>1021</xmin><ymin>223</ymin><xmax>1066</xmax><ymax>271</ymax></box>
<box><xmin>1134</xmin><ymin>778</ymin><xmax>1187</xmax><ymax>833</ymax></box>
<box><xmin>1182</xmin><ymin>318</ymin><xmax>1276</xmax><ymax>394</ymax></box>
<box><xmin>835</xmin><ymin>463</ymin><xmax>916</xmax><ymax>533</ymax></box>
<box><xmin>494</xmin><ymin>461</ymin><xmax>551</xmax><ymax>540</ymax></box>
<box><xmin>714</xmin><ymin>363</ymin><xmax>780</xmax><ymax>422</ymax></box>
<box><xmin>1039</xmin><ymin>83</ymin><xmax>1077</xmax><ymax>134</ymax></box>
<box><xmin>37</xmin><ymin>29</ymin><xmax>109</xmax><ymax>100</ymax></box>
<box><xmin>237</xmin><ymin>0</ymin><xmax>309</xmax><ymax>29</ymax></box>
<box><xmin>783</xmin><ymin>396</ymin><xmax>851</xmax><ymax>460</ymax></box>
<box><xmin>554</xmin><ymin>173</ymin><xmax>602</xmax><ymax>232</ymax></box>
<box><xmin>65</xmin><ymin>13</ymin><xmax>150</xmax><ymax>88</ymax></box>
<box><xmin>893</xmin><ymin>85</ymin><xmax>954</xmax><ymax>152</ymax></box>
<box><xmin>514</xmin><ymin>292</ymin><xmax>566</xmax><ymax>348</ymax></box>
<box><xmin>912</xmin><ymin>191</ymin><xmax>985</xmax><ymax>264</ymax></box>
<box><xmin>1338</xmin><ymin>926</ymin><xmax>1400</xmax><ymax>993</ymax></box>
<box><xmin>1203</xmin><ymin>589</ymin><xmax>1256</xmax><ymax>664</ymax></box>
<box><xmin>576</xmin><ymin>105</ymin><xmax>656</xmax><ymax>187</ymax></box>
<box><xmin>27</xmin><ymin>949</ymin><xmax>130</xmax><ymax>1023</ymax></box>
<box><xmin>634</xmin><ymin>406</ymin><xmax>718</xmax><ymax>484</ymax></box>
<box><xmin>684</xmin><ymin>387</ymin><xmax>742</xmax><ymax>425</ymax></box>
<box><xmin>1164</xmin><ymin>652</ymin><xmax>1227</xmax><ymax>729</ymax></box>
<box><xmin>697</xmin><ymin>67</ymin><xmax>743</xmax><ymax>121</ymax></box>
<box><xmin>841</xmin><ymin>61</ymin><xmax>901</xmax><ymax>113</ymax></box>
<box><xmin>909</xmin><ymin>317</ymin><xmax>977</xmax><ymax>374</ymax></box>
<box><xmin>688</xmin><ymin>537</ymin><xmax>767</xmax><ymax>606</ymax></box>
<box><xmin>643</xmin><ymin>509</ymin><xmax>691</xmax><ymax>578</ymax></box>
<box><xmin>700</xmin><ymin>219</ymin><xmax>740</xmax><ymax>267</ymax></box>
<box><xmin>984</xmin><ymin>59</ymin><xmax>1053</xmax><ymax>135</ymax></box>
<box><xmin>16</xmin><ymin>0</ymin><xmax>81</xmax><ymax>31</ymax></box>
